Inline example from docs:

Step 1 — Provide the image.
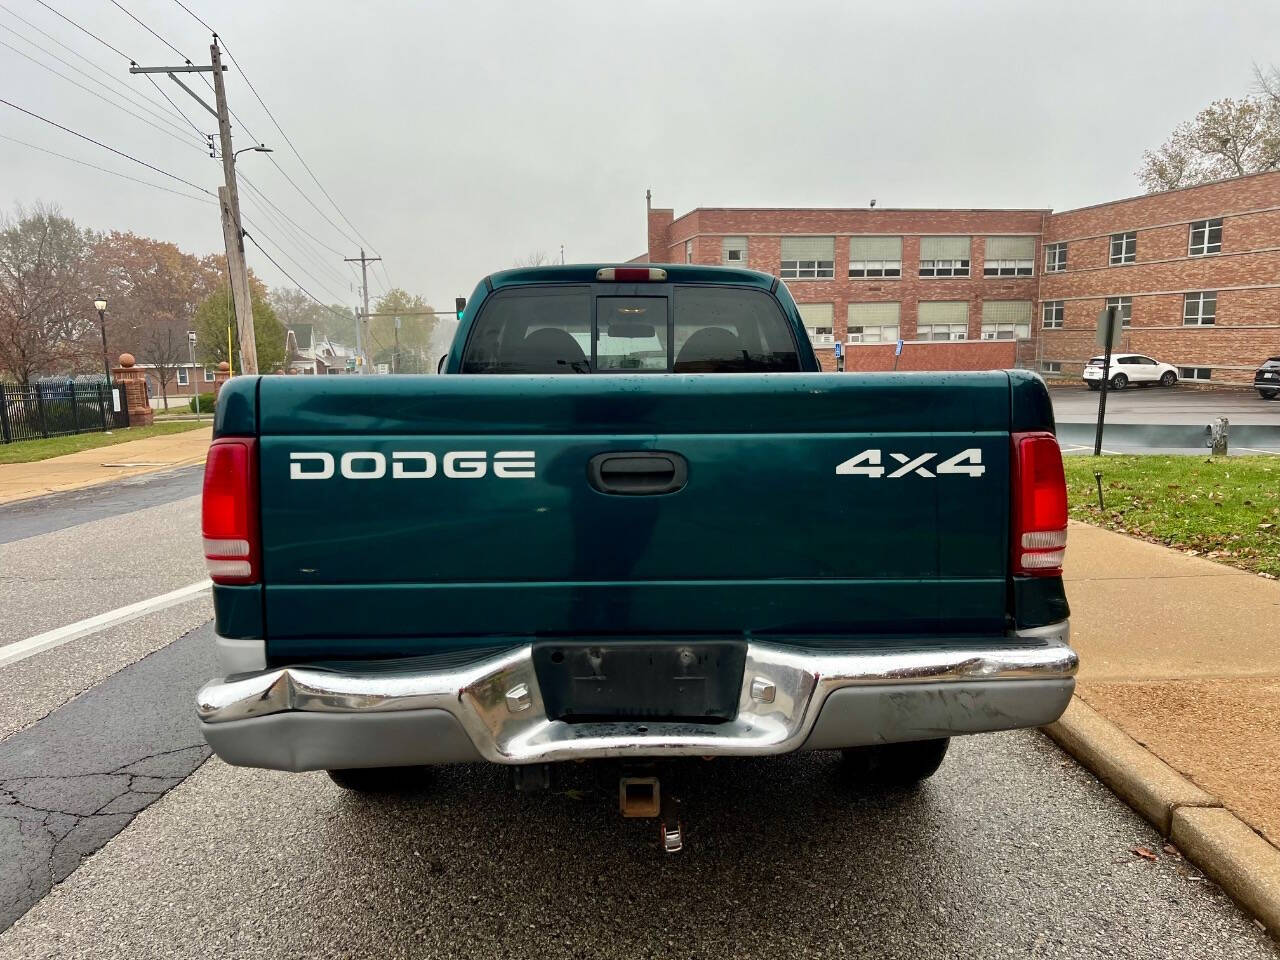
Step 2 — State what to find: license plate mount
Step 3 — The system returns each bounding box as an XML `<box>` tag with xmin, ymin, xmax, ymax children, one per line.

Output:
<box><xmin>532</xmin><ymin>640</ymin><xmax>747</xmax><ymax>723</ymax></box>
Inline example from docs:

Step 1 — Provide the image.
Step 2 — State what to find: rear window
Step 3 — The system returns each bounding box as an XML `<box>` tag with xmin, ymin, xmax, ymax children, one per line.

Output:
<box><xmin>459</xmin><ymin>285</ymin><xmax>800</xmax><ymax>373</ymax></box>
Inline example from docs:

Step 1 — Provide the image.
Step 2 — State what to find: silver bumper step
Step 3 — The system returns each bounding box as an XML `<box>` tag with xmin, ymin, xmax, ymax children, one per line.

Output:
<box><xmin>197</xmin><ymin>623</ymin><xmax>1077</xmax><ymax>770</ymax></box>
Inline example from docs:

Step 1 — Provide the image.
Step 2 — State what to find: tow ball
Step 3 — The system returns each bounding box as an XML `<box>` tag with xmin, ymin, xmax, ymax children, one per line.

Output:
<box><xmin>619</xmin><ymin>775</ymin><xmax>683</xmax><ymax>854</ymax></box>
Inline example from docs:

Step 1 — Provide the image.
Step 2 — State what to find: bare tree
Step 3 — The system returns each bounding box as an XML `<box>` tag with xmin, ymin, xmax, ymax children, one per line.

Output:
<box><xmin>142</xmin><ymin>327</ymin><xmax>185</xmax><ymax>411</ymax></box>
<box><xmin>1138</xmin><ymin>94</ymin><xmax>1280</xmax><ymax>192</ymax></box>
<box><xmin>0</xmin><ymin>204</ymin><xmax>94</xmax><ymax>384</ymax></box>
<box><xmin>513</xmin><ymin>250</ymin><xmax>552</xmax><ymax>267</ymax></box>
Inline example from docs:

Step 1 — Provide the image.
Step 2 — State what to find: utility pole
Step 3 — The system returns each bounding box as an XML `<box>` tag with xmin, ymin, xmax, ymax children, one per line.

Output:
<box><xmin>393</xmin><ymin>315</ymin><xmax>401</xmax><ymax>374</ymax></box>
<box><xmin>344</xmin><ymin>249</ymin><xmax>381</xmax><ymax>373</ymax></box>
<box><xmin>130</xmin><ymin>40</ymin><xmax>259</xmax><ymax>374</ymax></box>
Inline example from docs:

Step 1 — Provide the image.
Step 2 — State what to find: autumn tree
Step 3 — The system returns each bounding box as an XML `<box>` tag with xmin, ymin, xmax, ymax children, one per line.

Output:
<box><xmin>0</xmin><ymin>204</ymin><xmax>95</xmax><ymax>384</ymax></box>
<box><xmin>141</xmin><ymin>326</ymin><xmax>186</xmax><ymax>410</ymax></box>
<box><xmin>1138</xmin><ymin>91</ymin><xmax>1280</xmax><ymax>192</ymax></box>
<box><xmin>87</xmin><ymin>232</ymin><xmax>223</xmax><ymax>359</ymax></box>
<box><xmin>192</xmin><ymin>286</ymin><xmax>287</xmax><ymax>374</ymax></box>
<box><xmin>367</xmin><ymin>288</ymin><xmax>438</xmax><ymax>373</ymax></box>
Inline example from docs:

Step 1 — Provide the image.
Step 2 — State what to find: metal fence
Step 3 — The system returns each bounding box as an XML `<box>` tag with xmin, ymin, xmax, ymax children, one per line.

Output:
<box><xmin>1</xmin><ymin>381</ymin><xmax>130</xmax><ymax>444</ymax></box>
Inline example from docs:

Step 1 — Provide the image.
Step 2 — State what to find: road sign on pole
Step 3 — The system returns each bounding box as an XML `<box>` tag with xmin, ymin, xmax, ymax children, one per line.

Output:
<box><xmin>1093</xmin><ymin>305</ymin><xmax>1121</xmax><ymax>455</ymax></box>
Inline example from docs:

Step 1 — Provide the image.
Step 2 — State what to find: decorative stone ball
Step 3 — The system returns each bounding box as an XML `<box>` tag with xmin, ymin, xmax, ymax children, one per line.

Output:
<box><xmin>118</xmin><ymin>353</ymin><xmax>136</xmax><ymax>367</ymax></box>
<box><xmin>217</xmin><ymin>361</ymin><xmax>230</xmax><ymax>372</ymax></box>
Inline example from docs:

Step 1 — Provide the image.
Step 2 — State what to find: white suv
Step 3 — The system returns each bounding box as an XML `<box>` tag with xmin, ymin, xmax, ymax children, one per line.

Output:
<box><xmin>1082</xmin><ymin>353</ymin><xmax>1179</xmax><ymax>390</ymax></box>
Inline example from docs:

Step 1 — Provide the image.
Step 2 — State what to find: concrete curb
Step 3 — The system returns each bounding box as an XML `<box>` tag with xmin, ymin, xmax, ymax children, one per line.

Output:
<box><xmin>1044</xmin><ymin>696</ymin><xmax>1280</xmax><ymax>935</ymax></box>
<box><xmin>0</xmin><ymin>452</ymin><xmax>208</xmax><ymax>506</ymax></box>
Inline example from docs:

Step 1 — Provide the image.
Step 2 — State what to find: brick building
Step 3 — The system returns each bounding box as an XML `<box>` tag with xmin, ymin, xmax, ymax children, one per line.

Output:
<box><xmin>644</xmin><ymin>170</ymin><xmax>1280</xmax><ymax>384</ymax></box>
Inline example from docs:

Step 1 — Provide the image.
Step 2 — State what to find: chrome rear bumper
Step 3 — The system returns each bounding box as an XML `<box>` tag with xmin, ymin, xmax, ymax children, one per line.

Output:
<box><xmin>197</xmin><ymin>622</ymin><xmax>1077</xmax><ymax>771</ymax></box>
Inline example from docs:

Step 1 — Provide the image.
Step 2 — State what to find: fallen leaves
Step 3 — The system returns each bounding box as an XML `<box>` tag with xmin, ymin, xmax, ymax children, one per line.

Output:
<box><xmin>1130</xmin><ymin>845</ymin><xmax>1158</xmax><ymax>862</ymax></box>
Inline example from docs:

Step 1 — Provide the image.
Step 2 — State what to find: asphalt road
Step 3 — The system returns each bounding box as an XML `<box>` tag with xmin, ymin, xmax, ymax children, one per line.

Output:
<box><xmin>1</xmin><ymin>470</ymin><xmax>1278</xmax><ymax>958</ymax></box>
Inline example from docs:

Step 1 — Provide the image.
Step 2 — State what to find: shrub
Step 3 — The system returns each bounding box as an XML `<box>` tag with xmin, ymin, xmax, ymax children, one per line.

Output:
<box><xmin>188</xmin><ymin>392</ymin><xmax>216</xmax><ymax>413</ymax></box>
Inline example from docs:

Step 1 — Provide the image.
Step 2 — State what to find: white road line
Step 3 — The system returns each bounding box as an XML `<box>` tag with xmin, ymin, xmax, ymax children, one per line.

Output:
<box><xmin>0</xmin><ymin>580</ymin><xmax>211</xmax><ymax>670</ymax></box>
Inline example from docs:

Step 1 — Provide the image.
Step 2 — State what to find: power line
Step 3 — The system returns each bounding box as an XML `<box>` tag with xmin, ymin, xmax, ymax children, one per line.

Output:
<box><xmin>242</xmin><ymin>231</ymin><xmax>351</xmax><ymax>323</ymax></box>
<box><xmin>237</xmin><ymin>172</ymin><xmax>346</xmax><ymax>258</ymax></box>
<box><xmin>32</xmin><ymin>0</ymin><xmax>131</xmax><ymax>62</ymax></box>
<box><xmin>144</xmin><ymin>73</ymin><xmax>203</xmax><ymax>137</ymax></box>
<box><xmin>238</xmin><ymin>181</ymin><xmax>351</xmax><ymax>288</ymax></box>
<box><xmin>0</xmin><ymin>4</ymin><xmax>201</xmax><ymax>135</ymax></box>
<box><xmin>240</xmin><ymin>213</ymin><xmax>352</xmax><ymax>304</ymax></box>
<box><xmin>167</xmin><ymin>1</ymin><xmax>390</xmax><ymax>278</ymax></box>
<box><xmin>0</xmin><ymin>132</ymin><xmax>214</xmax><ymax>204</ymax></box>
<box><xmin>106</xmin><ymin>0</ymin><xmax>188</xmax><ymax>63</ymax></box>
<box><xmin>0</xmin><ymin>97</ymin><xmax>211</xmax><ymax>194</ymax></box>
<box><xmin>0</xmin><ymin>35</ymin><xmax>204</xmax><ymax>151</ymax></box>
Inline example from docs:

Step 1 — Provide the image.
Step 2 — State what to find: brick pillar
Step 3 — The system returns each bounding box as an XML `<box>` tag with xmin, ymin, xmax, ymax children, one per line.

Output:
<box><xmin>212</xmin><ymin>361</ymin><xmax>231</xmax><ymax>397</ymax></box>
<box><xmin>111</xmin><ymin>353</ymin><xmax>154</xmax><ymax>426</ymax></box>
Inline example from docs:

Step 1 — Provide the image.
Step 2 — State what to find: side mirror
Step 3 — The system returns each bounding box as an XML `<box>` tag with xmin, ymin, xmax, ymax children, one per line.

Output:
<box><xmin>437</xmin><ymin>353</ymin><xmax>448</xmax><ymax>375</ymax></box>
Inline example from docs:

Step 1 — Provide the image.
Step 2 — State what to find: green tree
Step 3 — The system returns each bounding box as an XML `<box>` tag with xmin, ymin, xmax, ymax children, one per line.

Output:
<box><xmin>193</xmin><ymin>286</ymin><xmax>286</xmax><ymax>373</ymax></box>
<box><xmin>368</xmin><ymin>288</ymin><xmax>438</xmax><ymax>373</ymax></box>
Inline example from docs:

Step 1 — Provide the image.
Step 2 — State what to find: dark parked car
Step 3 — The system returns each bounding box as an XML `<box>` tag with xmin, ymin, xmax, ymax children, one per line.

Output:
<box><xmin>1255</xmin><ymin>357</ymin><xmax>1280</xmax><ymax>400</ymax></box>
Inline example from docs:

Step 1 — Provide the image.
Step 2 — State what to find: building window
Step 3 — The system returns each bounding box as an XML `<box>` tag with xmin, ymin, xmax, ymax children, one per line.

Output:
<box><xmin>916</xmin><ymin>301</ymin><xmax>969</xmax><ymax>340</ymax></box>
<box><xmin>176</xmin><ymin>367</ymin><xmax>189</xmax><ymax>386</ymax></box>
<box><xmin>983</xmin><ymin>237</ymin><xmax>1035</xmax><ymax>276</ymax></box>
<box><xmin>847</xmin><ymin>302</ymin><xmax>900</xmax><ymax>343</ymax></box>
<box><xmin>780</xmin><ymin>237</ymin><xmax>835</xmax><ymax>279</ymax></box>
<box><xmin>722</xmin><ymin>236</ymin><xmax>747</xmax><ymax>265</ymax></box>
<box><xmin>1109</xmin><ymin>231</ymin><xmax>1137</xmax><ymax>265</ymax></box>
<box><xmin>1042</xmin><ymin>300</ymin><xmax>1064</xmax><ymax>329</ymax></box>
<box><xmin>684</xmin><ymin>240</ymin><xmax>693</xmax><ymax>264</ymax></box>
<box><xmin>1044</xmin><ymin>242</ymin><xmax>1067</xmax><ymax>273</ymax></box>
<box><xmin>1184</xmin><ymin>291</ymin><xmax>1217</xmax><ymax>326</ymax></box>
<box><xmin>797</xmin><ymin>302</ymin><xmax>835</xmax><ymax>345</ymax></box>
<box><xmin>848</xmin><ymin>236</ymin><xmax>902</xmax><ymax>278</ymax></box>
<box><xmin>1179</xmin><ymin>366</ymin><xmax>1212</xmax><ymax>381</ymax></box>
<box><xmin>919</xmin><ymin>237</ymin><xmax>971</xmax><ymax>277</ymax></box>
<box><xmin>981</xmin><ymin>300</ymin><xmax>1032</xmax><ymax>340</ymax></box>
<box><xmin>204</xmin><ymin>367</ymin><xmax>215</xmax><ymax>382</ymax></box>
<box><xmin>1105</xmin><ymin>296</ymin><xmax>1132</xmax><ymax>327</ymax></box>
<box><xmin>1041</xmin><ymin>361</ymin><xmax>1062</xmax><ymax>374</ymax></box>
<box><xmin>1188</xmin><ymin>218</ymin><xmax>1222</xmax><ymax>256</ymax></box>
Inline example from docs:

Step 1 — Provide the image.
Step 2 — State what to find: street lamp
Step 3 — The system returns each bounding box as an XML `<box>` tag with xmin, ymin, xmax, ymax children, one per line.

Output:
<box><xmin>233</xmin><ymin>143</ymin><xmax>273</xmax><ymax>160</ymax></box>
<box><xmin>94</xmin><ymin>297</ymin><xmax>110</xmax><ymax>384</ymax></box>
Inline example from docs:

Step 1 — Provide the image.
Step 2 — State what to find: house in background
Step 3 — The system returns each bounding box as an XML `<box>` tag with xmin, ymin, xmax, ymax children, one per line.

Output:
<box><xmin>285</xmin><ymin>324</ymin><xmax>358</xmax><ymax>375</ymax></box>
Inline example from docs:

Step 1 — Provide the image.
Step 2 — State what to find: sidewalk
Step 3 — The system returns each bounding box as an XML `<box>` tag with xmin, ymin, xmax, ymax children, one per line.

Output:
<box><xmin>0</xmin><ymin>427</ymin><xmax>212</xmax><ymax>505</ymax></box>
<box><xmin>1060</xmin><ymin>521</ymin><xmax>1280</xmax><ymax>884</ymax></box>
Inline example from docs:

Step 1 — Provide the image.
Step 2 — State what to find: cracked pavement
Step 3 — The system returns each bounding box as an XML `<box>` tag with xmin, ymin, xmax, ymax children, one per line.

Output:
<box><xmin>0</xmin><ymin>625</ymin><xmax>213</xmax><ymax>931</ymax></box>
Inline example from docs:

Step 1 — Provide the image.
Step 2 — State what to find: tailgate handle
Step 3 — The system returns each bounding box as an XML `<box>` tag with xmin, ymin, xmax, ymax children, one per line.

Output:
<box><xmin>589</xmin><ymin>451</ymin><xmax>687</xmax><ymax>496</ymax></box>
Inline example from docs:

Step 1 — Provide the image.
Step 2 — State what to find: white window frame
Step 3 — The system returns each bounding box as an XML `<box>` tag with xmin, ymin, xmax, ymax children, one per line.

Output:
<box><xmin>1044</xmin><ymin>242</ymin><xmax>1067</xmax><ymax>273</ymax></box>
<box><xmin>848</xmin><ymin>259</ymin><xmax>902</xmax><ymax>278</ymax></box>
<box><xmin>1183</xmin><ymin>291</ymin><xmax>1217</xmax><ymax>326</ymax></box>
<box><xmin>918</xmin><ymin>258</ymin><xmax>970</xmax><ymax>278</ymax></box>
<box><xmin>805</xmin><ymin>326</ymin><xmax>835</xmax><ymax>345</ymax></box>
<box><xmin>724</xmin><ymin>246</ymin><xmax>745</xmax><ymax>264</ymax></box>
<box><xmin>1188</xmin><ymin>219</ymin><xmax>1222</xmax><ymax>257</ymax></box>
<box><xmin>1042</xmin><ymin>301</ymin><xmax>1064</xmax><ymax>329</ymax></box>
<box><xmin>684</xmin><ymin>240</ymin><xmax>693</xmax><ymax>264</ymax></box>
<box><xmin>982</xmin><ymin>258</ymin><xmax>1034</xmax><ymax>277</ymax></box>
<box><xmin>980</xmin><ymin>322</ymin><xmax>1030</xmax><ymax>340</ymax></box>
<box><xmin>1179</xmin><ymin>366</ymin><xmax>1212</xmax><ymax>381</ymax></box>
<box><xmin>176</xmin><ymin>367</ymin><xmax>189</xmax><ymax>386</ymax></box>
<box><xmin>781</xmin><ymin>260</ymin><xmax>834</xmax><ymax>279</ymax></box>
<box><xmin>1109</xmin><ymin>231</ymin><xmax>1137</xmax><ymax>265</ymax></box>
<box><xmin>914</xmin><ymin>323</ymin><xmax>968</xmax><ymax>341</ymax></box>
<box><xmin>1041</xmin><ymin>361</ymin><xmax>1062</xmax><ymax>374</ymax></box>
<box><xmin>204</xmin><ymin>367</ymin><xmax>215</xmax><ymax>382</ymax></box>
<box><xmin>1105</xmin><ymin>296</ymin><xmax>1132</xmax><ymax>328</ymax></box>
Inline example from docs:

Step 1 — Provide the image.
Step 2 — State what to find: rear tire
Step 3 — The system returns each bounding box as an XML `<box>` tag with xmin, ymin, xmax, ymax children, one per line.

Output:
<box><xmin>1160</xmin><ymin>371</ymin><xmax>1178</xmax><ymax>387</ymax></box>
<box><xmin>327</xmin><ymin>766</ymin><xmax>431</xmax><ymax>793</ymax></box>
<box><xmin>840</xmin><ymin>738</ymin><xmax>950</xmax><ymax>787</ymax></box>
<box><xmin>1110</xmin><ymin>373</ymin><xmax>1128</xmax><ymax>390</ymax></box>
<box><xmin>1086</xmin><ymin>382</ymin><xmax>1100</xmax><ymax>391</ymax></box>
<box><xmin>1261</xmin><ymin>390</ymin><xmax>1279</xmax><ymax>400</ymax></box>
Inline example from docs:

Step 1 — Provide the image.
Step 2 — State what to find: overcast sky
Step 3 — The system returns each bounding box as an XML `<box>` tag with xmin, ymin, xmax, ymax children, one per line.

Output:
<box><xmin>3</xmin><ymin>0</ymin><xmax>1278</xmax><ymax>316</ymax></box>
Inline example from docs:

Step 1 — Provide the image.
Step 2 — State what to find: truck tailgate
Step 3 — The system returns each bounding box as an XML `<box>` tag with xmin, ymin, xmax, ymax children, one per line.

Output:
<box><xmin>256</xmin><ymin>372</ymin><xmax>1013</xmax><ymax>658</ymax></box>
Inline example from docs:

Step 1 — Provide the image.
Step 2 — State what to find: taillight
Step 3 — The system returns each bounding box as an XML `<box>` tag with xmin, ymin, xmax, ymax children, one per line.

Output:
<box><xmin>1011</xmin><ymin>431</ymin><xmax>1067</xmax><ymax>576</ymax></box>
<box><xmin>596</xmin><ymin>267</ymin><xmax>667</xmax><ymax>282</ymax></box>
<box><xmin>202</xmin><ymin>437</ymin><xmax>259</xmax><ymax>585</ymax></box>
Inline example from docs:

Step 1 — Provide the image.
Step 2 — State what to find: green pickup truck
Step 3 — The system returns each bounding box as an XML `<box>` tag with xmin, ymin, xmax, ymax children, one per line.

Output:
<box><xmin>197</xmin><ymin>264</ymin><xmax>1075</xmax><ymax>830</ymax></box>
